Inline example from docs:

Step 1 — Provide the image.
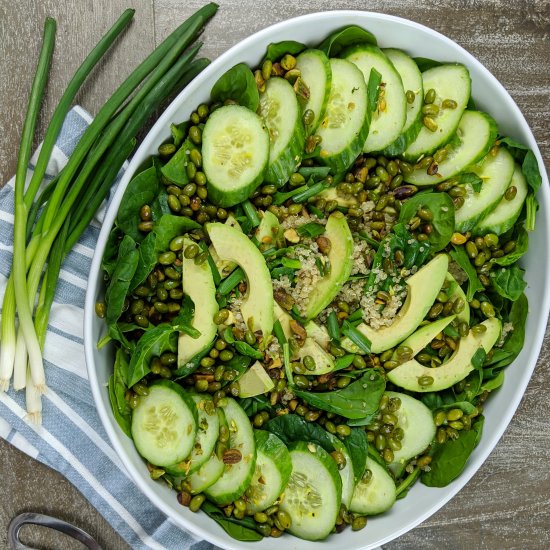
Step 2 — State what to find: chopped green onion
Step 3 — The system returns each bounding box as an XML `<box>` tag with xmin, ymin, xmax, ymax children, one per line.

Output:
<box><xmin>223</xmin><ymin>327</ymin><xmax>235</xmax><ymax>344</ymax></box>
<box><xmin>292</xmin><ymin>181</ymin><xmax>328</xmax><ymax>203</ymax></box>
<box><xmin>327</xmin><ymin>311</ymin><xmax>340</xmax><ymax>341</ymax></box>
<box><xmin>307</xmin><ymin>204</ymin><xmax>325</xmax><ymax>219</ymax></box>
<box><xmin>341</xmin><ymin>320</ymin><xmax>371</xmax><ymax>354</ymax></box>
<box><xmin>296</xmin><ymin>222</ymin><xmax>325</xmax><ymax>238</ymax></box>
<box><xmin>281</xmin><ymin>257</ymin><xmax>301</xmax><ymax>270</ymax></box>
<box><xmin>298</xmin><ymin>166</ymin><xmax>331</xmax><ymax>180</ymax></box>
<box><xmin>242</xmin><ymin>200</ymin><xmax>261</xmax><ymax>228</ymax></box>
<box><xmin>234</xmin><ymin>341</ymin><xmax>263</xmax><ymax>360</ymax></box>
<box><xmin>217</xmin><ymin>267</ymin><xmax>244</xmax><ymax>295</ymax></box>
<box><xmin>283</xmin><ymin>343</ymin><xmax>293</xmax><ymax>386</ymax></box>
<box><xmin>347</xmin><ymin>308</ymin><xmax>364</xmax><ymax>323</ymax></box>
<box><xmin>273</xmin><ymin>320</ymin><xmax>287</xmax><ymax>345</ymax></box>
<box><xmin>272</xmin><ymin>184</ymin><xmax>309</xmax><ymax>205</ymax></box>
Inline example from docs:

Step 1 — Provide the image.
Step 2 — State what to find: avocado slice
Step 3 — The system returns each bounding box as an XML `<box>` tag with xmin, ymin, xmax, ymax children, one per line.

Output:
<box><xmin>342</xmin><ymin>254</ymin><xmax>449</xmax><ymax>354</ymax></box>
<box><xmin>394</xmin><ymin>315</ymin><xmax>456</xmax><ymax>359</ymax></box>
<box><xmin>208</xmin><ymin>222</ymin><xmax>274</xmax><ymax>337</ymax></box>
<box><xmin>178</xmin><ymin>237</ymin><xmax>219</xmax><ymax>367</ymax></box>
<box><xmin>255</xmin><ymin>210</ymin><xmax>284</xmax><ymax>248</ymax></box>
<box><xmin>302</xmin><ymin>211</ymin><xmax>354</xmax><ymax>320</ymax></box>
<box><xmin>318</xmin><ymin>187</ymin><xmax>358</xmax><ymax>208</ymax></box>
<box><xmin>238</xmin><ymin>361</ymin><xmax>275</xmax><ymax>398</ymax></box>
<box><xmin>388</xmin><ymin>317</ymin><xmax>501</xmax><ymax>392</ymax></box>
<box><xmin>209</xmin><ymin>214</ymin><xmax>242</xmax><ymax>278</ymax></box>
<box><xmin>446</xmin><ymin>273</ymin><xmax>470</xmax><ymax>324</ymax></box>
<box><xmin>305</xmin><ymin>320</ymin><xmax>330</xmax><ymax>350</ymax></box>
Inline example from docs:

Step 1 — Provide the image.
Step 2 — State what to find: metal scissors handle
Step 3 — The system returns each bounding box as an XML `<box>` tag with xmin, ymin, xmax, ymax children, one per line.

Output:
<box><xmin>8</xmin><ymin>512</ymin><xmax>102</xmax><ymax>550</ymax></box>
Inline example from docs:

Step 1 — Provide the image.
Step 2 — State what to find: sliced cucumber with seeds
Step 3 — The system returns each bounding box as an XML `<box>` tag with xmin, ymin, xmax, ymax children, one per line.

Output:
<box><xmin>404</xmin><ymin>110</ymin><xmax>498</xmax><ymax>186</ymax></box>
<box><xmin>204</xmin><ymin>398</ymin><xmax>256</xmax><ymax>506</ymax></box>
<box><xmin>131</xmin><ymin>380</ymin><xmax>197</xmax><ymax>467</ymax></box>
<box><xmin>343</xmin><ymin>45</ymin><xmax>407</xmax><ymax>153</ymax></box>
<box><xmin>244</xmin><ymin>430</ymin><xmax>292</xmax><ymax>514</ymax></box>
<box><xmin>280</xmin><ymin>441</ymin><xmax>342</xmax><ymax>541</ymax></box>
<box><xmin>259</xmin><ymin>77</ymin><xmax>306</xmax><ymax>186</ymax></box>
<box><xmin>350</xmin><ymin>457</ymin><xmax>396</xmax><ymax>515</ymax></box>
<box><xmin>165</xmin><ymin>393</ymin><xmax>220</xmax><ymax>476</ymax></box>
<box><xmin>402</xmin><ymin>64</ymin><xmax>471</xmax><ymax>162</ymax></box>
<box><xmin>381</xmin><ymin>48</ymin><xmax>424</xmax><ymax>156</ymax></box>
<box><xmin>474</xmin><ymin>163</ymin><xmax>528</xmax><ymax>235</ymax></box>
<box><xmin>295</xmin><ymin>49</ymin><xmax>332</xmax><ymax>134</ymax></box>
<box><xmin>455</xmin><ymin>147</ymin><xmax>515</xmax><ymax>232</ymax></box>
<box><xmin>203</xmin><ymin>104</ymin><xmax>269</xmax><ymax>207</ymax></box>
<box><xmin>184</xmin><ymin>408</ymin><xmax>227</xmax><ymax>494</ymax></box>
<box><xmin>386</xmin><ymin>391</ymin><xmax>436</xmax><ymax>467</ymax></box>
<box><xmin>315</xmin><ymin>58</ymin><xmax>369</xmax><ymax>173</ymax></box>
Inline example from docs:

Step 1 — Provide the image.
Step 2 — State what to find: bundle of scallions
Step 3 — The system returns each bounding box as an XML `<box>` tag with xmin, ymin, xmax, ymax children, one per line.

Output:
<box><xmin>0</xmin><ymin>3</ymin><xmax>218</xmax><ymax>423</ymax></box>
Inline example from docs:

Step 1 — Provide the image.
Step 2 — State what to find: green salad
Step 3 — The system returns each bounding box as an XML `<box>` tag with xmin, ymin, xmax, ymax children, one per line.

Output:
<box><xmin>98</xmin><ymin>24</ymin><xmax>542</xmax><ymax>543</ymax></box>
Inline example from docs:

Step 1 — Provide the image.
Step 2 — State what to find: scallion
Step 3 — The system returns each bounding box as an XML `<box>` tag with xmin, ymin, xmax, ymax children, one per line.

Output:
<box><xmin>341</xmin><ymin>320</ymin><xmax>372</xmax><ymax>354</ymax></box>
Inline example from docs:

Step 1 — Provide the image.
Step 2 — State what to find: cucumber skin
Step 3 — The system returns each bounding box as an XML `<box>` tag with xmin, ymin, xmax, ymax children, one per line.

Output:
<box><xmin>295</xmin><ymin>49</ymin><xmax>332</xmax><ymax>135</ymax></box>
<box><xmin>264</xmin><ymin>120</ymin><xmax>305</xmax><ymax>187</ymax></box>
<box><xmin>132</xmin><ymin>380</ymin><xmax>198</xmax><ymax>467</ymax></box>
<box><xmin>349</xmin><ymin>457</ymin><xmax>396</xmax><ymax>515</ymax></box>
<box><xmin>315</xmin><ymin>59</ymin><xmax>370</xmax><ymax>174</ymax></box>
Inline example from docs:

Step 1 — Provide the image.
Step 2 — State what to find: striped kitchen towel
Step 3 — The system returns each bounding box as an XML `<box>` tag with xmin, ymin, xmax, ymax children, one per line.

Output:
<box><xmin>0</xmin><ymin>107</ymin><xmax>216</xmax><ymax>550</ymax></box>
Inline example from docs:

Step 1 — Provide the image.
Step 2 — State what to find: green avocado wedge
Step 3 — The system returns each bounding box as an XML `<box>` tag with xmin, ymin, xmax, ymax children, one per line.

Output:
<box><xmin>342</xmin><ymin>254</ymin><xmax>449</xmax><ymax>354</ymax></box>
<box><xmin>388</xmin><ymin>317</ymin><xmax>501</xmax><ymax>392</ymax></box>
<box><xmin>207</xmin><ymin>222</ymin><xmax>274</xmax><ymax>337</ymax></box>
<box><xmin>301</xmin><ymin>212</ymin><xmax>354</xmax><ymax>320</ymax></box>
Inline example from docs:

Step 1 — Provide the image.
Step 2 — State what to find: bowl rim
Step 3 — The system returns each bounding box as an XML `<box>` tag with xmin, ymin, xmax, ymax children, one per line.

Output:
<box><xmin>84</xmin><ymin>9</ymin><xmax>550</xmax><ymax>550</ymax></box>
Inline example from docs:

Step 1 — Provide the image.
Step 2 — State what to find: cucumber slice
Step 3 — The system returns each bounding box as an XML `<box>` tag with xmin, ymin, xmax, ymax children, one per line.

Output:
<box><xmin>473</xmin><ymin>163</ymin><xmax>528</xmax><ymax>235</ymax></box>
<box><xmin>131</xmin><ymin>380</ymin><xmax>197</xmax><ymax>467</ymax></box>
<box><xmin>295</xmin><ymin>49</ymin><xmax>332</xmax><ymax>134</ymax></box>
<box><xmin>184</xmin><ymin>408</ymin><xmax>227</xmax><ymax>494</ymax></box>
<box><xmin>331</xmin><ymin>437</ymin><xmax>354</xmax><ymax>508</ymax></box>
<box><xmin>381</xmin><ymin>48</ymin><xmax>424</xmax><ymax>156</ymax></box>
<box><xmin>402</xmin><ymin>64</ymin><xmax>471</xmax><ymax>162</ymax></box>
<box><xmin>245</xmin><ymin>430</ymin><xmax>292</xmax><ymax>514</ymax></box>
<box><xmin>343</xmin><ymin>45</ymin><xmax>407</xmax><ymax>153</ymax></box>
<box><xmin>386</xmin><ymin>391</ymin><xmax>436</xmax><ymax>466</ymax></box>
<box><xmin>315</xmin><ymin>58</ymin><xmax>369</xmax><ymax>173</ymax></box>
<box><xmin>455</xmin><ymin>147</ymin><xmax>515</xmax><ymax>232</ymax></box>
<box><xmin>350</xmin><ymin>457</ymin><xmax>396</xmax><ymax>515</ymax></box>
<box><xmin>404</xmin><ymin>110</ymin><xmax>498</xmax><ymax>186</ymax></box>
<box><xmin>178</xmin><ymin>237</ymin><xmax>218</xmax><ymax>366</ymax></box>
<box><xmin>203</xmin><ymin>105</ymin><xmax>269</xmax><ymax>207</ymax></box>
<box><xmin>280</xmin><ymin>441</ymin><xmax>342</xmax><ymax>541</ymax></box>
<box><xmin>259</xmin><ymin>77</ymin><xmax>306</xmax><ymax>186</ymax></box>
<box><xmin>165</xmin><ymin>394</ymin><xmax>220</xmax><ymax>476</ymax></box>
<box><xmin>205</xmin><ymin>398</ymin><xmax>257</xmax><ymax>506</ymax></box>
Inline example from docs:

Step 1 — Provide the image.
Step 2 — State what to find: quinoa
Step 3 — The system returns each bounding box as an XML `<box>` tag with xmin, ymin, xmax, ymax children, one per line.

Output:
<box><xmin>351</xmin><ymin>239</ymin><xmax>373</xmax><ymax>276</ymax></box>
<box><xmin>227</xmin><ymin>295</ymin><xmax>247</xmax><ymax>333</ymax></box>
<box><xmin>360</xmin><ymin>287</ymin><xmax>406</xmax><ymax>330</ymax></box>
<box><xmin>497</xmin><ymin>321</ymin><xmax>514</xmax><ymax>347</ymax></box>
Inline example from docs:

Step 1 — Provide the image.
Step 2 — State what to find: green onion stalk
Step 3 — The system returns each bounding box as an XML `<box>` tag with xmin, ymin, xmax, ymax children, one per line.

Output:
<box><xmin>0</xmin><ymin>4</ymin><xmax>218</xmax><ymax>422</ymax></box>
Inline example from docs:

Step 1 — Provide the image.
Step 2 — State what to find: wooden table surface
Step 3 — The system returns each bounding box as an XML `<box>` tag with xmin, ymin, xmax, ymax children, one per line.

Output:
<box><xmin>1</xmin><ymin>1</ymin><xmax>549</xmax><ymax>548</ymax></box>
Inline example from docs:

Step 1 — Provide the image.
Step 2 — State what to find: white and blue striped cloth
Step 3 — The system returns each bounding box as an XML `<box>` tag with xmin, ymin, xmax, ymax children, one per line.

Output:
<box><xmin>0</xmin><ymin>107</ymin><xmax>217</xmax><ymax>550</ymax></box>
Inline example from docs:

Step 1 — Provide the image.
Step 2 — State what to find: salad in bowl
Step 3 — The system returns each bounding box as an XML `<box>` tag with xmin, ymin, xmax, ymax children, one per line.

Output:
<box><xmin>89</xmin><ymin>12</ymin><xmax>545</xmax><ymax>548</ymax></box>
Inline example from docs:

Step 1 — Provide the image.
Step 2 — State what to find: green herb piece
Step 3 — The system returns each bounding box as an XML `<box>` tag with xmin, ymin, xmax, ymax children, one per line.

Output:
<box><xmin>456</xmin><ymin>172</ymin><xmax>483</xmax><ymax>193</ymax></box>
<box><xmin>273</xmin><ymin>320</ymin><xmax>287</xmax><ymax>345</ymax></box>
<box><xmin>327</xmin><ymin>311</ymin><xmax>340</xmax><ymax>341</ymax></box>
<box><xmin>217</xmin><ymin>267</ymin><xmax>244</xmax><ymax>295</ymax></box>
<box><xmin>281</xmin><ymin>257</ymin><xmax>302</xmax><ymax>270</ymax></box>
<box><xmin>108</xmin><ymin>348</ymin><xmax>132</xmax><ymax>437</ymax></box>
<box><xmin>296</xmin><ymin>222</ymin><xmax>326</xmax><ymax>238</ymax></box>
<box><xmin>343</xmin><ymin>428</ymin><xmax>369</xmax><ymax>482</ymax></box>
<box><xmin>422</xmin><ymin>417</ymin><xmax>484</xmax><ymax>487</ymax></box>
<box><xmin>210</xmin><ymin>62</ymin><xmax>259</xmax><ymax>111</ymax></box>
<box><xmin>490</xmin><ymin>265</ymin><xmax>527</xmax><ymax>301</ymax></box>
<box><xmin>291</xmin><ymin>181</ymin><xmax>328</xmax><ymax>203</ymax></box>
<box><xmin>298</xmin><ymin>166</ymin><xmax>332</xmax><ymax>180</ymax></box>
<box><xmin>201</xmin><ymin>501</ymin><xmax>262</xmax><ymax>541</ymax></box>
<box><xmin>493</xmin><ymin>226</ymin><xmax>528</xmax><ymax>266</ymax></box>
<box><xmin>449</xmin><ymin>245</ymin><xmax>484</xmax><ymax>301</ymax></box>
<box><xmin>413</xmin><ymin>57</ymin><xmax>443</xmax><ymax>71</ymax></box>
<box><xmin>264</xmin><ymin>40</ymin><xmax>306</xmax><ymax>61</ymax></box>
<box><xmin>341</xmin><ymin>320</ymin><xmax>371</xmax><ymax>354</ymax></box>
<box><xmin>242</xmin><ymin>199</ymin><xmax>261</xmax><ymax>228</ymax></box>
<box><xmin>293</xmin><ymin>370</ymin><xmax>385</xmax><ymax>419</ymax></box>
<box><xmin>333</xmin><ymin>355</ymin><xmax>355</xmax><ymax>371</ymax></box>
<box><xmin>240</xmin><ymin>395</ymin><xmax>273</xmax><ymax>417</ymax></box>
<box><xmin>470</xmin><ymin>347</ymin><xmax>487</xmax><ymax>370</ymax></box>
<box><xmin>234</xmin><ymin>341</ymin><xmax>263</xmax><ymax>360</ymax></box>
<box><xmin>366</xmin><ymin>67</ymin><xmax>382</xmax><ymax>116</ymax></box>
<box><xmin>318</xmin><ymin>25</ymin><xmax>377</xmax><ymax>57</ymax></box>
<box><xmin>160</xmin><ymin>138</ymin><xmax>194</xmax><ymax>186</ymax></box>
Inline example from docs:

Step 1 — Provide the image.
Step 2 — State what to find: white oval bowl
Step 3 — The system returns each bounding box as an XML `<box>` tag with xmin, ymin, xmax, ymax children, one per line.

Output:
<box><xmin>84</xmin><ymin>10</ymin><xmax>550</xmax><ymax>550</ymax></box>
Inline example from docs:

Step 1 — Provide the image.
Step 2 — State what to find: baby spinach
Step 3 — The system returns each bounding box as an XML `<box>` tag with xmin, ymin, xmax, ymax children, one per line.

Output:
<box><xmin>456</xmin><ymin>172</ymin><xmax>483</xmax><ymax>193</ymax></box>
<box><xmin>105</xmin><ymin>235</ymin><xmax>139</xmax><ymax>330</ymax></box>
<box><xmin>170</xmin><ymin>120</ymin><xmax>190</xmax><ymax>148</ymax></box>
<box><xmin>413</xmin><ymin>57</ymin><xmax>443</xmax><ymax>72</ymax></box>
<box><xmin>399</xmin><ymin>192</ymin><xmax>455</xmax><ymax>251</ymax></box>
<box><xmin>453</xmin><ymin>370</ymin><xmax>482</xmax><ymax>403</ymax></box>
<box><xmin>499</xmin><ymin>137</ymin><xmax>542</xmax><ymax>194</ymax></box>
<box><xmin>234</xmin><ymin>341</ymin><xmax>263</xmax><ymax>360</ymax></box>
<box><xmin>422</xmin><ymin>416</ymin><xmax>484</xmax><ymax>487</ymax></box>
<box><xmin>344</xmin><ymin>428</ymin><xmax>369</xmax><ymax>482</ymax></box>
<box><xmin>292</xmin><ymin>370</ymin><xmax>385</xmax><ymax>419</ymax></box>
<box><xmin>436</xmin><ymin>401</ymin><xmax>478</xmax><ymax>416</ymax></box>
<box><xmin>116</xmin><ymin>166</ymin><xmax>160</xmax><ymax>242</ymax></box>
<box><xmin>490</xmin><ymin>265</ymin><xmax>527</xmax><ymax>301</ymax></box>
<box><xmin>264</xmin><ymin>40</ymin><xmax>306</xmax><ymax>62</ymax></box>
<box><xmin>471</xmin><ymin>347</ymin><xmax>487</xmax><ymax>370</ymax></box>
<box><xmin>449</xmin><ymin>245</ymin><xmax>484</xmax><ymax>301</ymax></box>
<box><xmin>202</xmin><ymin>501</ymin><xmax>262</xmax><ymax>542</ymax></box>
<box><xmin>492</xmin><ymin>225</ymin><xmax>528</xmax><ymax>266</ymax></box>
<box><xmin>480</xmin><ymin>369</ymin><xmax>505</xmax><ymax>392</ymax></box>
<box><xmin>296</xmin><ymin>222</ymin><xmax>326</xmax><ymax>238</ymax></box>
<box><xmin>130</xmin><ymin>214</ymin><xmax>200</xmax><ymax>290</ymax></box>
<box><xmin>160</xmin><ymin>138</ymin><xmax>194</xmax><ymax>186</ymax></box>
<box><xmin>240</xmin><ymin>394</ymin><xmax>273</xmax><ymax>417</ymax></box>
<box><xmin>103</xmin><ymin>226</ymin><xmax>123</xmax><ymax>277</ymax></box>
<box><xmin>266</xmin><ymin>414</ymin><xmax>336</xmax><ymax>452</ymax></box>
<box><xmin>318</xmin><ymin>25</ymin><xmax>377</xmax><ymax>57</ymax></box>
<box><xmin>210</xmin><ymin>63</ymin><xmax>259</xmax><ymax>112</ymax></box>
<box><xmin>108</xmin><ymin>348</ymin><xmax>132</xmax><ymax>437</ymax></box>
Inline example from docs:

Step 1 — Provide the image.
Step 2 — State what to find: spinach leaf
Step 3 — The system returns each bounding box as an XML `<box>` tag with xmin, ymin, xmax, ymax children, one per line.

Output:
<box><xmin>398</xmin><ymin>192</ymin><xmax>455</xmax><ymax>251</ymax></box>
<box><xmin>239</xmin><ymin>395</ymin><xmax>273</xmax><ymax>417</ymax></box>
<box><xmin>296</xmin><ymin>222</ymin><xmax>326</xmax><ymax>238</ymax></box>
<box><xmin>170</xmin><ymin>120</ymin><xmax>190</xmax><ymax>148</ymax></box>
<box><xmin>292</xmin><ymin>370</ymin><xmax>385</xmax><ymax>419</ymax></box>
<box><xmin>420</xmin><ymin>390</ymin><xmax>456</xmax><ymax>410</ymax></box>
<box><xmin>471</xmin><ymin>347</ymin><xmax>487</xmax><ymax>370</ymax></box>
<box><xmin>449</xmin><ymin>245</ymin><xmax>484</xmax><ymax>301</ymax></box>
<box><xmin>413</xmin><ymin>57</ymin><xmax>443</xmax><ymax>71</ymax></box>
<box><xmin>220</xmin><ymin>354</ymin><xmax>252</xmax><ymax>387</ymax></box>
<box><xmin>130</xmin><ymin>214</ymin><xmax>200</xmax><ymax>290</ymax></box>
<box><xmin>160</xmin><ymin>138</ymin><xmax>194</xmax><ymax>186</ymax></box>
<box><xmin>499</xmin><ymin>137</ymin><xmax>542</xmax><ymax>193</ymax></box>
<box><xmin>108</xmin><ymin>348</ymin><xmax>132</xmax><ymax>437</ymax></box>
<box><xmin>490</xmin><ymin>265</ymin><xmax>527</xmax><ymax>301</ymax></box>
<box><xmin>436</xmin><ymin>401</ymin><xmax>478</xmax><ymax>416</ymax></box>
<box><xmin>116</xmin><ymin>166</ymin><xmax>160</xmax><ymax>242</ymax></box>
<box><xmin>103</xmin><ymin>227</ymin><xmax>123</xmax><ymax>277</ymax></box>
<box><xmin>344</xmin><ymin>428</ymin><xmax>369</xmax><ymax>482</ymax></box>
<box><xmin>105</xmin><ymin>235</ymin><xmax>139</xmax><ymax>328</ymax></box>
<box><xmin>453</xmin><ymin>370</ymin><xmax>482</xmax><ymax>403</ymax></box>
<box><xmin>456</xmin><ymin>172</ymin><xmax>483</xmax><ymax>193</ymax></box>
<box><xmin>234</xmin><ymin>341</ymin><xmax>263</xmax><ymax>360</ymax></box>
<box><xmin>202</xmin><ymin>501</ymin><xmax>262</xmax><ymax>541</ymax></box>
<box><xmin>483</xmin><ymin>293</ymin><xmax>528</xmax><ymax>371</ymax></box>
<box><xmin>422</xmin><ymin>416</ymin><xmax>484</xmax><ymax>487</ymax></box>
<box><xmin>492</xmin><ymin>225</ymin><xmax>528</xmax><ymax>266</ymax></box>
<box><xmin>210</xmin><ymin>63</ymin><xmax>259</xmax><ymax>112</ymax></box>
<box><xmin>298</xmin><ymin>166</ymin><xmax>331</xmax><ymax>180</ymax></box>
<box><xmin>264</xmin><ymin>40</ymin><xmax>306</xmax><ymax>62</ymax></box>
<box><xmin>480</xmin><ymin>369</ymin><xmax>505</xmax><ymax>392</ymax></box>
<box><xmin>318</xmin><ymin>25</ymin><xmax>377</xmax><ymax>57</ymax></box>
<box><xmin>265</xmin><ymin>414</ymin><xmax>336</xmax><ymax>453</ymax></box>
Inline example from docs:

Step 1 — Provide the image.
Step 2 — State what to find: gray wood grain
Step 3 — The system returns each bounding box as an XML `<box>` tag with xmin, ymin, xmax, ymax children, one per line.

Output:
<box><xmin>0</xmin><ymin>1</ymin><xmax>549</xmax><ymax>549</ymax></box>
